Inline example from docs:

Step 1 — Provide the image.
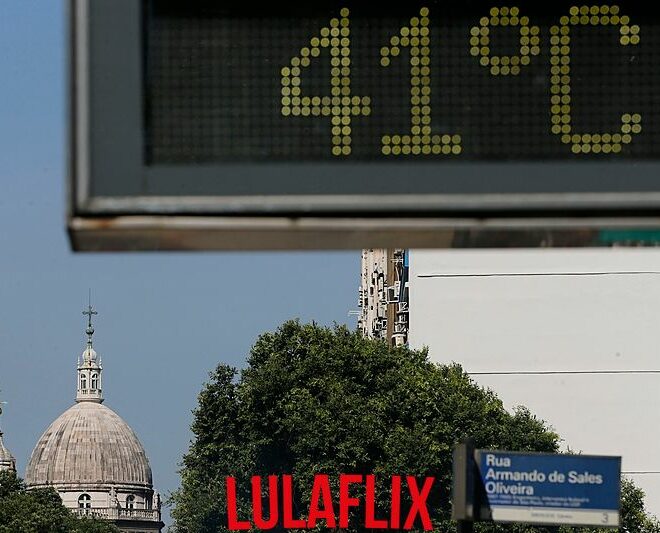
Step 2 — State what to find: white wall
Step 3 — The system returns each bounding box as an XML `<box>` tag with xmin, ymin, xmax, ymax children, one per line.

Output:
<box><xmin>408</xmin><ymin>249</ymin><xmax>660</xmax><ymax>517</ymax></box>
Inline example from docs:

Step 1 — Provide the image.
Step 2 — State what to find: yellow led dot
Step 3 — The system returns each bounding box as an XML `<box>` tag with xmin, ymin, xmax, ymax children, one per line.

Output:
<box><xmin>511</xmin><ymin>65</ymin><xmax>520</xmax><ymax>75</ymax></box>
<box><xmin>401</xmin><ymin>145</ymin><xmax>411</xmax><ymax>154</ymax></box>
<box><xmin>620</xmin><ymin>25</ymin><xmax>630</xmax><ymax>35</ymax></box>
<box><xmin>510</xmin><ymin>7</ymin><xmax>519</xmax><ymax>16</ymax></box>
<box><xmin>560</xmin><ymin>16</ymin><xmax>570</xmax><ymax>25</ymax></box>
<box><xmin>490</xmin><ymin>7</ymin><xmax>499</xmax><ymax>16</ymax></box>
<box><xmin>622</xmin><ymin>124</ymin><xmax>631</xmax><ymax>133</ymax></box>
<box><xmin>441</xmin><ymin>145</ymin><xmax>451</xmax><ymax>154</ymax></box>
<box><xmin>491</xmin><ymin>17</ymin><xmax>500</xmax><ymax>26</ymax></box>
<box><xmin>622</xmin><ymin>134</ymin><xmax>632</xmax><ymax>144</ymax></box>
<box><xmin>480</xmin><ymin>16</ymin><xmax>490</xmax><ymax>26</ymax></box>
<box><xmin>420</xmin><ymin>7</ymin><xmax>430</xmax><ymax>17</ymax></box>
<box><xmin>632</xmin><ymin>124</ymin><xmax>642</xmax><ymax>134</ymax></box>
<box><xmin>480</xmin><ymin>56</ymin><xmax>489</xmax><ymax>66</ymax></box>
<box><xmin>340</xmin><ymin>7</ymin><xmax>349</xmax><ymax>17</ymax></box>
<box><xmin>630</xmin><ymin>25</ymin><xmax>640</xmax><ymax>34</ymax></box>
<box><xmin>602</xmin><ymin>144</ymin><xmax>612</xmax><ymax>153</ymax></box>
<box><xmin>612</xmin><ymin>144</ymin><xmax>622</xmax><ymax>153</ymax></box>
<box><xmin>611</xmin><ymin>15</ymin><xmax>620</xmax><ymax>24</ymax></box>
<box><xmin>501</xmin><ymin>65</ymin><xmax>510</xmax><ymax>75</ymax></box>
<box><xmin>281</xmin><ymin>107</ymin><xmax>290</xmax><ymax>116</ymax></box>
<box><xmin>620</xmin><ymin>15</ymin><xmax>630</xmax><ymax>24</ymax></box>
<box><xmin>592</xmin><ymin>144</ymin><xmax>602</xmax><ymax>153</ymax></box>
<box><xmin>632</xmin><ymin>113</ymin><xmax>641</xmax><ymax>123</ymax></box>
<box><xmin>571</xmin><ymin>144</ymin><xmax>581</xmax><ymax>154</ymax></box>
<box><xmin>500</xmin><ymin>7</ymin><xmax>509</xmax><ymax>16</ymax></box>
<box><xmin>501</xmin><ymin>16</ymin><xmax>510</xmax><ymax>26</ymax></box>
<box><xmin>300</xmin><ymin>57</ymin><xmax>310</xmax><ymax>67</ymax></box>
<box><xmin>412</xmin><ymin>145</ymin><xmax>421</xmax><ymax>155</ymax></box>
<box><xmin>590</xmin><ymin>15</ymin><xmax>599</xmax><ymax>25</ymax></box>
<box><xmin>602</xmin><ymin>133</ymin><xmax>611</xmax><ymax>142</ymax></box>
<box><xmin>452</xmin><ymin>145</ymin><xmax>462</xmax><ymax>154</ymax></box>
<box><xmin>380</xmin><ymin>57</ymin><xmax>390</xmax><ymax>67</ymax></box>
<box><xmin>510</xmin><ymin>16</ymin><xmax>519</xmax><ymax>25</ymax></box>
<box><xmin>390</xmin><ymin>36</ymin><xmax>400</xmax><ymax>46</ymax></box>
<box><xmin>552</xmin><ymin>125</ymin><xmax>562</xmax><ymax>134</ymax></box>
<box><xmin>630</xmin><ymin>35</ymin><xmax>640</xmax><ymax>45</ymax></box>
<box><xmin>432</xmin><ymin>144</ymin><xmax>442</xmax><ymax>154</ymax></box>
<box><xmin>470</xmin><ymin>47</ymin><xmax>480</xmax><ymax>56</ymax></box>
<box><xmin>382</xmin><ymin>145</ymin><xmax>392</xmax><ymax>155</ymax></box>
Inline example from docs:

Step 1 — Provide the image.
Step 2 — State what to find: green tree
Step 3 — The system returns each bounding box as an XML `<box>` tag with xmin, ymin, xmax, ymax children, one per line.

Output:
<box><xmin>170</xmin><ymin>321</ymin><xmax>658</xmax><ymax>533</ymax></box>
<box><xmin>0</xmin><ymin>470</ymin><xmax>119</xmax><ymax>533</ymax></box>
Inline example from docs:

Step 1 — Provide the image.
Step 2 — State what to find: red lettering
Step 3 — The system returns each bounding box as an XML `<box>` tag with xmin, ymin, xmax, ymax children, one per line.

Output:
<box><xmin>403</xmin><ymin>476</ymin><xmax>434</xmax><ymax>531</ymax></box>
<box><xmin>226</xmin><ymin>477</ymin><xmax>252</xmax><ymax>530</ymax></box>
<box><xmin>390</xmin><ymin>475</ymin><xmax>401</xmax><ymax>528</ymax></box>
<box><xmin>339</xmin><ymin>474</ymin><xmax>362</xmax><ymax>528</ymax></box>
<box><xmin>252</xmin><ymin>476</ymin><xmax>278</xmax><ymax>529</ymax></box>
<box><xmin>365</xmin><ymin>475</ymin><xmax>388</xmax><ymax>528</ymax></box>
<box><xmin>283</xmin><ymin>474</ymin><xmax>307</xmax><ymax>528</ymax></box>
<box><xmin>307</xmin><ymin>474</ymin><xmax>337</xmax><ymax>528</ymax></box>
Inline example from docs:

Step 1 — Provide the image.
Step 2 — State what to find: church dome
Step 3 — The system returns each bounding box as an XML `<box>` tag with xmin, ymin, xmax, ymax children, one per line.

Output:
<box><xmin>0</xmin><ymin>432</ymin><xmax>15</xmax><ymax>472</ymax></box>
<box><xmin>25</xmin><ymin>401</ymin><xmax>153</xmax><ymax>491</ymax></box>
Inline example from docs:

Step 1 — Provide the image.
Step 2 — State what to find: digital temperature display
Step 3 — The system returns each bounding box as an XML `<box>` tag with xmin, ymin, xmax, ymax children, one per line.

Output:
<box><xmin>145</xmin><ymin>1</ymin><xmax>657</xmax><ymax>163</ymax></box>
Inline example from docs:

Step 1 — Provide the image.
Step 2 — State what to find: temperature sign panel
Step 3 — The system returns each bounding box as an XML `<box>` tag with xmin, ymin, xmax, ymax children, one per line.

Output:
<box><xmin>69</xmin><ymin>1</ymin><xmax>660</xmax><ymax>250</ymax></box>
<box><xmin>146</xmin><ymin>1</ymin><xmax>653</xmax><ymax>162</ymax></box>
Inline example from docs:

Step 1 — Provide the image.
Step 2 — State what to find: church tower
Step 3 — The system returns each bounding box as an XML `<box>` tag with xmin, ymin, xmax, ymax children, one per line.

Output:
<box><xmin>0</xmin><ymin>399</ymin><xmax>16</xmax><ymax>473</ymax></box>
<box><xmin>25</xmin><ymin>306</ymin><xmax>163</xmax><ymax>532</ymax></box>
<box><xmin>76</xmin><ymin>305</ymin><xmax>103</xmax><ymax>403</ymax></box>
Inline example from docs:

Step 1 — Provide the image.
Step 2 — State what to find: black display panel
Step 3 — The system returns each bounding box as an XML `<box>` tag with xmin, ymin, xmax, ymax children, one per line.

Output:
<box><xmin>145</xmin><ymin>1</ymin><xmax>658</xmax><ymax>163</ymax></box>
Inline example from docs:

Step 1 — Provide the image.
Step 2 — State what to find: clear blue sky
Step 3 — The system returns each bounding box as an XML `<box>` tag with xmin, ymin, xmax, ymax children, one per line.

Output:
<box><xmin>0</xmin><ymin>1</ymin><xmax>359</xmax><ymax>525</ymax></box>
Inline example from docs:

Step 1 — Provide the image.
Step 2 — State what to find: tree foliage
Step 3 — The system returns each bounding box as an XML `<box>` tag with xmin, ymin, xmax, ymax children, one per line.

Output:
<box><xmin>0</xmin><ymin>470</ymin><xmax>119</xmax><ymax>533</ymax></box>
<box><xmin>170</xmin><ymin>321</ymin><xmax>658</xmax><ymax>533</ymax></box>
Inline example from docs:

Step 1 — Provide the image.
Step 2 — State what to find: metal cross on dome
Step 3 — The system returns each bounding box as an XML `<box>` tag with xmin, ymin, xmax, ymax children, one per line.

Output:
<box><xmin>83</xmin><ymin>291</ymin><xmax>98</xmax><ymax>345</ymax></box>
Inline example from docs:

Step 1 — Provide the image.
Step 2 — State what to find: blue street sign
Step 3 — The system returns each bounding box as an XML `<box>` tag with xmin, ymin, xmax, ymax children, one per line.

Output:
<box><xmin>475</xmin><ymin>450</ymin><xmax>621</xmax><ymax>527</ymax></box>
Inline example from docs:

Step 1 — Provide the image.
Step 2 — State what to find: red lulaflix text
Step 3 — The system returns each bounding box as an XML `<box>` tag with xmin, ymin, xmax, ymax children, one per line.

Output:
<box><xmin>226</xmin><ymin>474</ymin><xmax>435</xmax><ymax>530</ymax></box>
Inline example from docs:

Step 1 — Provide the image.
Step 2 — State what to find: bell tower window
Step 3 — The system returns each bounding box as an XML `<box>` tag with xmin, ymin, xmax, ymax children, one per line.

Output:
<box><xmin>80</xmin><ymin>375</ymin><xmax>87</xmax><ymax>390</ymax></box>
<box><xmin>91</xmin><ymin>373</ymin><xmax>98</xmax><ymax>389</ymax></box>
<box><xmin>126</xmin><ymin>494</ymin><xmax>135</xmax><ymax>509</ymax></box>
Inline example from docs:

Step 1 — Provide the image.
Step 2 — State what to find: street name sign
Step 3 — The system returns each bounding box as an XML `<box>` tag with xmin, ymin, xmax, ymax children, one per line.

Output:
<box><xmin>70</xmin><ymin>0</ymin><xmax>660</xmax><ymax>250</ymax></box>
<box><xmin>475</xmin><ymin>450</ymin><xmax>621</xmax><ymax>527</ymax></box>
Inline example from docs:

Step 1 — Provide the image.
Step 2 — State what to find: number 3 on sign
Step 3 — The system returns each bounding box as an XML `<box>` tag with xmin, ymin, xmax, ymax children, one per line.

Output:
<box><xmin>280</xmin><ymin>8</ymin><xmax>371</xmax><ymax>156</ymax></box>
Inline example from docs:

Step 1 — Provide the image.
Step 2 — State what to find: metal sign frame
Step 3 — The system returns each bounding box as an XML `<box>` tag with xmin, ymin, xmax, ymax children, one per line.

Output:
<box><xmin>69</xmin><ymin>0</ymin><xmax>660</xmax><ymax>251</ymax></box>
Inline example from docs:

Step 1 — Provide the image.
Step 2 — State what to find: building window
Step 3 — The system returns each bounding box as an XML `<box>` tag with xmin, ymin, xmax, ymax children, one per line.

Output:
<box><xmin>91</xmin><ymin>373</ymin><xmax>98</xmax><ymax>389</ymax></box>
<box><xmin>126</xmin><ymin>494</ymin><xmax>135</xmax><ymax>509</ymax></box>
<box><xmin>80</xmin><ymin>375</ymin><xmax>87</xmax><ymax>390</ymax></box>
<box><xmin>78</xmin><ymin>494</ymin><xmax>91</xmax><ymax>509</ymax></box>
